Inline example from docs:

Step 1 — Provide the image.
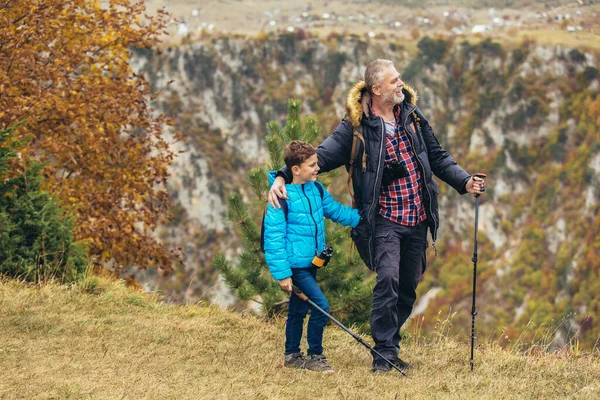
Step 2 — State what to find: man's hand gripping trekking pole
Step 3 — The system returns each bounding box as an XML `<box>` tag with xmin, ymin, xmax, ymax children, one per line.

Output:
<box><xmin>466</xmin><ymin>173</ymin><xmax>486</xmax><ymax>197</ymax></box>
<box><xmin>287</xmin><ymin>285</ymin><xmax>409</xmax><ymax>377</ymax></box>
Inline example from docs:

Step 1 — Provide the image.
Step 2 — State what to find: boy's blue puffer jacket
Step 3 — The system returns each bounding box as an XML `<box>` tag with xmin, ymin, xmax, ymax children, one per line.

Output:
<box><xmin>264</xmin><ymin>171</ymin><xmax>361</xmax><ymax>281</ymax></box>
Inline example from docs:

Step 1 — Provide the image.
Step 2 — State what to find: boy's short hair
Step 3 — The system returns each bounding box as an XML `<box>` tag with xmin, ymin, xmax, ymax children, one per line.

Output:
<box><xmin>284</xmin><ymin>141</ymin><xmax>316</xmax><ymax>169</ymax></box>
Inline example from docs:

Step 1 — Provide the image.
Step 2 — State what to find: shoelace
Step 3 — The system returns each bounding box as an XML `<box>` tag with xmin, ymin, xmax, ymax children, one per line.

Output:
<box><xmin>313</xmin><ymin>355</ymin><xmax>331</xmax><ymax>367</ymax></box>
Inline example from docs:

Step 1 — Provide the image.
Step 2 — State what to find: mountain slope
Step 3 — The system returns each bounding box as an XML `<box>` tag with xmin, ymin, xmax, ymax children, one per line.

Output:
<box><xmin>1</xmin><ymin>279</ymin><xmax>599</xmax><ymax>399</ymax></box>
<box><xmin>132</xmin><ymin>34</ymin><xmax>600</xmax><ymax>347</ymax></box>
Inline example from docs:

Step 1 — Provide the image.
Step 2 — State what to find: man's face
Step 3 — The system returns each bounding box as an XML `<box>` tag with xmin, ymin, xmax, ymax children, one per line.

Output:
<box><xmin>292</xmin><ymin>153</ymin><xmax>320</xmax><ymax>184</ymax></box>
<box><xmin>374</xmin><ymin>65</ymin><xmax>405</xmax><ymax>105</ymax></box>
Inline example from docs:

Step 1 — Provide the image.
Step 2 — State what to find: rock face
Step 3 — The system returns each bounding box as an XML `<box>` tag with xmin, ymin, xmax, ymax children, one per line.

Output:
<box><xmin>132</xmin><ymin>35</ymin><xmax>600</xmax><ymax>347</ymax></box>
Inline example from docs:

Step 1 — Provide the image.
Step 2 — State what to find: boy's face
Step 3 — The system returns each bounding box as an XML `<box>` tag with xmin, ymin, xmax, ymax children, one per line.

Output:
<box><xmin>292</xmin><ymin>154</ymin><xmax>319</xmax><ymax>184</ymax></box>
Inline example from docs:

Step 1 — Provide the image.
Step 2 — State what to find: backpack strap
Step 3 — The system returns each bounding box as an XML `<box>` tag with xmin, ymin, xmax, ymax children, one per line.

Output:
<box><xmin>314</xmin><ymin>181</ymin><xmax>325</xmax><ymax>199</ymax></box>
<box><xmin>347</xmin><ymin>126</ymin><xmax>366</xmax><ymax>208</ymax></box>
<box><xmin>280</xmin><ymin>198</ymin><xmax>289</xmax><ymax>219</ymax></box>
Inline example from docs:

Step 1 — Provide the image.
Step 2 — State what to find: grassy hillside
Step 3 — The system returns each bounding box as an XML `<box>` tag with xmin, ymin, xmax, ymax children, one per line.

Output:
<box><xmin>1</xmin><ymin>278</ymin><xmax>599</xmax><ymax>399</ymax></box>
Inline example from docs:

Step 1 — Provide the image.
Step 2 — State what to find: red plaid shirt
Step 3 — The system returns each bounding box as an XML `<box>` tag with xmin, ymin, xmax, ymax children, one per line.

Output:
<box><xmin>376</xmin><ymin>105</ymin><xmax>427</xmax><ymax>226</ymax></box>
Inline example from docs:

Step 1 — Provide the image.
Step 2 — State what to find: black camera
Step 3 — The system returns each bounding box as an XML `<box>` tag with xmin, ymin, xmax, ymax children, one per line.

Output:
<box><xmin>381</xmin><ymin>161</ymin><xmax>409</xmax><ymax>187</ymax></box>
<box><xmin>312</xmin><ymin>246</ymin><xmax>333</xmax><ymax>269</ymax></box>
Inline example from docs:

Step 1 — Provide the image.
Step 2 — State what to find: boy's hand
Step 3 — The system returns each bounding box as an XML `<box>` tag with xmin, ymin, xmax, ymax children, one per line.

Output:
<box><xmin>279</xmin><ymin>277</ymin><xmax>292</xmax><ymax>292</ymax></box>
<box><xmin>268</xmin><ymin>176</ymin><xmax>288</xmax><ymax>208</ymax></box>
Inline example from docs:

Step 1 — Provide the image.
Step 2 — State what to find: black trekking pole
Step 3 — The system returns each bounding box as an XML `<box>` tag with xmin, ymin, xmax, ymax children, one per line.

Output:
<box><xmin>470</xmin><ymin>173</ymin><xmax>486</xmax><ymax>371</ymax></box>
<box><xmin>290</xmin><ymin>284</ymin><xmax>408</xmax><ymax>377</ymax></box>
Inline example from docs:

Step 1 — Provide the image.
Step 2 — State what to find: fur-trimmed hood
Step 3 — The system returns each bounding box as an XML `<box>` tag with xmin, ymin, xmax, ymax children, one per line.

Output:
<box><xmin>344</xmin><ymin>81</ymin><xmax>418</xmax><ymax>128</ymax></box>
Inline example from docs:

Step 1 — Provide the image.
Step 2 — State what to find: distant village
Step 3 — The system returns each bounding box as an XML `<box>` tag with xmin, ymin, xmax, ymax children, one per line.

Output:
<box><xmin>170</xmin><ymin>1</ymin><xmax>598</xmax><ymax>40</ymax></box>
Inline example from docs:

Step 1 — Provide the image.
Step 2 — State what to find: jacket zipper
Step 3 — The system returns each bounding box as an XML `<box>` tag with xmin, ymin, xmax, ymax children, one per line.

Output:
<box><xmin>302</xmin><ymin>185</ymin><xmax>319</xmax><ymax>255</ymax></box>
<box><xmin>403</xmin><ymin>107</ymin><xmax>438</xmax><ymax>252</ymax></box>
<box><xmin>367</xmin><ymin>117</ymin><xmax>386</xmax><ymax>267</ymax></box>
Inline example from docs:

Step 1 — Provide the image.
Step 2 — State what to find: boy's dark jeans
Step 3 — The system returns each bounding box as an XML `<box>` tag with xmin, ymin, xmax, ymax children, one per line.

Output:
<box><xmin>285</xmin><ymin>267</ymin><xmax>329</xmax><ymax>356</ymax></box>
<box><xmin>370</xmin><ymin>215</ymin><xmax>428</xmax><ymax>362</ymax></box>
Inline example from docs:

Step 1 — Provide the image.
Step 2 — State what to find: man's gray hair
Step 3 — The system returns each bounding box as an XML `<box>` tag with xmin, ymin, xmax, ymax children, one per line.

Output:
<box><xmin>364</xmin><ymin>59</ymin><xmax>394</xmax><ymax>95</ymax></box>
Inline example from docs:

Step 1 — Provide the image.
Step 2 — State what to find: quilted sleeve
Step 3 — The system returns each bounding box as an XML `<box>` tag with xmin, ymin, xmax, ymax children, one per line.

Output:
<box><xmin>263</xmin><ymin>203</ymin><xmax>292</xmax><ymax>281</ymax></box>
<box><xmin>320</xmin><ymin>186</ymin><xmax>361</xmax><ymax>228</ymax></box>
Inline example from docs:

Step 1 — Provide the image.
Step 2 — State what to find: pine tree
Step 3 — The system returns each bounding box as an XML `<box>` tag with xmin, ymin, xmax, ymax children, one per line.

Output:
<box><xmin>214</xmin><ymin>99</ymin><xmax>373</xmax><ymax>330</ymax></box>
<box><xmin>0</xmin><ymin>123</ymin><xmax>88</xmax><ymax>282</ymax></box>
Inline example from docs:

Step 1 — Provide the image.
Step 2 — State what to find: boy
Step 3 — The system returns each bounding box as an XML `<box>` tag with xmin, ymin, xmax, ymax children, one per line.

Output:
<box><xmin>263</xmin><ymin>141</ymin><xmax>361</xmax><ymax>373</ymax></box>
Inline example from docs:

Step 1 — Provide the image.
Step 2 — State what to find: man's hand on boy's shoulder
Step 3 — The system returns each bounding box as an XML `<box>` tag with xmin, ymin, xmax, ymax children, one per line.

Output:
<box><xmin>269</xmin><ymin>176</ymin><xmax>288</xmax><ymax>208</ymax></box>
<box><xmin>279</xmin><ymin>277</ymin><xmax>292</xmax><ymax>292</ymax></box>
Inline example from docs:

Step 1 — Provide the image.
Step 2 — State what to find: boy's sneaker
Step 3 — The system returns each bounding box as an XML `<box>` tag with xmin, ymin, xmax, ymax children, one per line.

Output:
<box><xmin>284</xmin><ymin>352</ymin><xmax>307</xmax><ymax>369</ymax></box>
<box><xmin>305</xmin><ymin>354</ymin><xmax>334</xmax><ymax>373</ymax></box>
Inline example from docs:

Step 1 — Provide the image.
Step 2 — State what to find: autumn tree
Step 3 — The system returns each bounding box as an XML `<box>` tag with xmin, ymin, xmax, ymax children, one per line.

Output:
<box><xmin>0</xmin><ymin>1</ymin><xmax>180</xmax><ymax>273</ymax></box>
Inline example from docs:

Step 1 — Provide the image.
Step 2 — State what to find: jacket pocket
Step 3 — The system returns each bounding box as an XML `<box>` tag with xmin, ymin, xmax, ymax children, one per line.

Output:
<box><xmin>287</xmin><ymin>241</ymin><xmax>296</xmax><ymax>266</ymax></box>
<box><xmin>374</xmin><ymin>231</ymin><xmax>389</xmax><ymax>246</ymax></box>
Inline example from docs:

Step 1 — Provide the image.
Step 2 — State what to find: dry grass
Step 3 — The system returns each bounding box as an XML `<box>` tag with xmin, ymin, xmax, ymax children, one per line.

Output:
<box><xmin>511</xmin><ymin>29</ymin><xmax>600</xmax><ymax>52</ymax></box>
<box><xmin>1</xmin><ymin>277</ymin><xmax>599</xmax><ymax>399</ymax></box>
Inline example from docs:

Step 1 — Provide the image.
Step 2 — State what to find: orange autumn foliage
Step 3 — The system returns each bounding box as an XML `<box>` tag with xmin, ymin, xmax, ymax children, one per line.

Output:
<box><xmin>589</xmin><ymin>94</ymin><xmax>600</xmax><ymax>126</ymax></box>
<box><xmin>0</xmin><ymin>0</ymin><xmax>181</xmax><ymax>273</ymax></box>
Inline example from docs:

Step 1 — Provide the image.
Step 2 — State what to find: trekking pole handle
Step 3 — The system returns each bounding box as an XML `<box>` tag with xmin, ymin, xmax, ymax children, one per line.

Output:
<box><xmin>473</xmin><ymin>173</ymin><xmax>487</xmax><ymax>198</ymax></box>
<box><xmin>291</xmin><ymin>285</ymin><xmax>308</xmax><ymax>301</ymax></box>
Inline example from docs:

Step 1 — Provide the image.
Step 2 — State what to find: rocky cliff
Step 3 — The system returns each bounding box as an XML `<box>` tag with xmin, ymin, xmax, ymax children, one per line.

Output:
<box><xmin>131</xmin><ymin>33</ymin><xmax>600</xmax><ymax>346</ymax></box>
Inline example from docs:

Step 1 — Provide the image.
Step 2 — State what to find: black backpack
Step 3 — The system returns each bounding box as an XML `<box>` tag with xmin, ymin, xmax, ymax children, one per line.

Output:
<box><xmin>260</xmin><ymin>182</ymin><xmax>324</xmax><ymax>253</ymax></box>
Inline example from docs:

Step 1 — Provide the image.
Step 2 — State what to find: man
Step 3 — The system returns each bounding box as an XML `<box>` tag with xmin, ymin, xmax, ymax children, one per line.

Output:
<box><xmin>268</xmin><ymin>59</ymin><xmax>485</xmax><ymax>373</ymax></box>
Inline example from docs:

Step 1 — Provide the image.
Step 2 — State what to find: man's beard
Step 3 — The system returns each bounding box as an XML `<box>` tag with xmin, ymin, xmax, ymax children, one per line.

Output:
<box><xmin>383</xmin><ymin>90</ymin><xmax>405</xmax><ymax>105</ymax></box>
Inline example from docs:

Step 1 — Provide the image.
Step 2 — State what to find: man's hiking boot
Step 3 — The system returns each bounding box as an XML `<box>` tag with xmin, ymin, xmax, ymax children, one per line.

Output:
<box><xmin>392</xmin><ymin>357</ymin><xmax>414</xmax><ymax>370</ymax></box>
<box><xmin>371</xmin><ymin>360</ymin><xmax>391</xmax><ymax>373</ymax></box>
<box><xmin>284</xmin><ymin>352</ymin><xmax>307</xmax><ymax>369</ymax></box>
<box><xmin>305</xmin><ymin>354</ymin><xmax>334</xmax><ymax>373</ymax></box>
<box><xmin>372</xmin><ymin>357</ymin><xmax>413</xmax><ymax>374</ymax></box>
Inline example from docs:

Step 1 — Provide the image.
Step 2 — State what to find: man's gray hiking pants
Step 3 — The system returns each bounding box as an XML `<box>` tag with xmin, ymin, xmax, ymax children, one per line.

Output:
<box><xmin>370</xmin><ymin>214</ymin><xmax>428</xmax><ymax>362</ymax></box>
